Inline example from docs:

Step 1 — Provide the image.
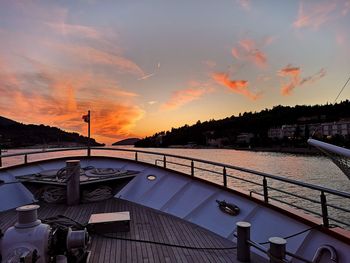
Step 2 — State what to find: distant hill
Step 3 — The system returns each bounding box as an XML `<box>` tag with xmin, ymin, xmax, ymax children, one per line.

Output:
<box><xmin>0</xmin><ymin>116</ymin><xmax>18</xmax><ymax>126</ymax></box>
<box><xmin>0</xmin><ymin>116</ymin><xmax>104</xmax><ymax>148</ymax></box>
<box><xmin>112</xmin><ymin>138</ymin><xmax>140</xmax><ymax>146</ymax></box>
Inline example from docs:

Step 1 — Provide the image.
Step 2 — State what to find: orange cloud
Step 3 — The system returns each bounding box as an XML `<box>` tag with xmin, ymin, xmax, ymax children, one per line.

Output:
<box><xmin>212</xmin><ymin>72</ymin><xmax>258</xmax><ymax>100</ymax></box>
<box><xmin>161</xmin><ymin>83</ymin><xmax>214</xmax><ymax>110</ymax></box>
<box><xmin>293</xmin><ymin>1</ymin><xmax>337</xmax><ymax>29</ymax></box>
<box><xmin>0</xmin><ymin>57</ymin><xmax>144</xmax><ymax>143</ymax></box>
<box><xmin>231</xmin><ymin>38</ymin><xmax>269</xmax><ymax>68</ymax></box>
<box><xmin>278</xmin><ymin>65</ymin><xmax>326</xmax><ymax>95</ymax></box>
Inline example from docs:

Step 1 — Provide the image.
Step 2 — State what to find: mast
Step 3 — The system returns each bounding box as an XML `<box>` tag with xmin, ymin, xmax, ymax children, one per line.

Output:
<box><xmin>82</xmin><ymin>110</ymin><xmax>91</xmax><ymax>157</ymax></box>
<box><xmin>88</xmin><ymin>110</ymin><xmax>91</xmax><ymax>157</ymax></box>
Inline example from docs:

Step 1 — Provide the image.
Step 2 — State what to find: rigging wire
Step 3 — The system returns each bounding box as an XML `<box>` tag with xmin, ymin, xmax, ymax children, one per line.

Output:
<box><xmin>311</xmin><ymin>74</ymin><xmax>350</xmax><ymax>137</ymax></box>
<box><xmin>333</xmin><ymin>75</ymin><xmax>350</xmax><ymax>104</ymax></box>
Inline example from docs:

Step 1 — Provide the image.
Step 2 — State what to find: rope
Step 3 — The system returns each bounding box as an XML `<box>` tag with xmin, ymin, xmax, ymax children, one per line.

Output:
<box><xmin>257</xmin><ymin>224</ymin><xmax>322</xmax><ymax>245</ymax></box>
<box><xmin>82</xmin><ymin>186</ymin><xmax>113</xmax><ymax>202</ymax></box>
<box><xmin>40</xmin><ymin>186</ymin><xmax>66</xmax><ymax>203</ymax></box>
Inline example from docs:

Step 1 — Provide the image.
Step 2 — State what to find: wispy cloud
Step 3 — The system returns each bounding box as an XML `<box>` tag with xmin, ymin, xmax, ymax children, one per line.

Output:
<box><xmin>161</xmin><ymin>82</ymin><xmax>214</xmax><ymax>110</ymax></box>
<box><xmin>202</xmin><ymin>60</ymin><xmax>217</xmax><ymax>69</ymax></box>
<box><xmin>293</xmin><ymin>1</ymin><xmax>337</xmax><ymax>29</ymax></box>
<box><xmin>236</xmin><ymin>0</ymin><xmax>250</xmax><ymax>11</ymax></box>
<box><xmin>212</xmin><ymin>72</ymin><xmax>258</xmax><ymax>100</ymax></box>
<box><xmin>46</xmin><ymin>22</ymin><xmax>102</xmax><ymax>39</ymax></box>
<box><xmin>278</xmin><ymin>65</ymin><xmax>326</xmax><ymax>95</ymax></box>
<box><xmin>138</xmin><ymin>62</ymin><xmax>161</xmax><ymax>80</ymax></box>
<box><xmin>231</xmin><ymin>38</ymin><xmax>269</xmax><ymax>68</ymax></box>
<box><xmin>45</xmin><ymin>41</ymin><xmax>144</xmax><ymax>76</ymax></box>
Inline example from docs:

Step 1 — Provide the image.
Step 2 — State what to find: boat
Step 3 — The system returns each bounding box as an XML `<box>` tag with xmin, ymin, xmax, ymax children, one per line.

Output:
<box><xmin>0</xmin><ymin>146</ymin><xmax>349</xmax><ymax>262</ymax></box>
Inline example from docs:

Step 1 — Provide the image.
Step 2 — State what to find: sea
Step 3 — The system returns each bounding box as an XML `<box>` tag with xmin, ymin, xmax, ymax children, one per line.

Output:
<box><xmin>1</xmin><ymin>146</ymin><xmax>350</xmax><ymax>228</ymax></box>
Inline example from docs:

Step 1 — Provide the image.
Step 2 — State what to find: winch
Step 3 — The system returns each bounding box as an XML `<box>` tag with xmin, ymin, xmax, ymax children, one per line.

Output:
<box><xmin>0</xmin><ymin>205</ymin><xmax>89</xmax><ymax>263</ymax></box>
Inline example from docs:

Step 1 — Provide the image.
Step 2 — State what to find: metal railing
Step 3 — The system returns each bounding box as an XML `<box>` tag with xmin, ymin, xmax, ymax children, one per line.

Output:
<box><xmin>0</xmin><ymin>146</ymin><xmax>350</xmax><ymax>228</ymax></box>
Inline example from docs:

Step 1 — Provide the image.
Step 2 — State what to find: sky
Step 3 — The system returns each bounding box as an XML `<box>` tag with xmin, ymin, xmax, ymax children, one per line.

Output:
<box><xmin>0</xmin><ymin>0</ymin><xmax>350</xmax><ymax>144</ymax></box>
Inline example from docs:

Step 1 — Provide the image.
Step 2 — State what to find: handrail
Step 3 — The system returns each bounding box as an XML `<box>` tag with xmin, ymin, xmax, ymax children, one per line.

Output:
<box><xmin>1</xmin><ymin>146</ymin><xmax>350</xmax><ymax>228</ymax></box>
<box><xmin>93</xmin><ymin>147</ymin><xmax>350</xmax><ymax>198</ymax></box>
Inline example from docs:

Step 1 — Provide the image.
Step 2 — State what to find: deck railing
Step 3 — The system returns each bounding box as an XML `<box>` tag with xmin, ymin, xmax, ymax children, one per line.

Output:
<box><xmin>0</xmin><ymin>147</ymin><xmax>350</xmax><ymax>229</ymax></box>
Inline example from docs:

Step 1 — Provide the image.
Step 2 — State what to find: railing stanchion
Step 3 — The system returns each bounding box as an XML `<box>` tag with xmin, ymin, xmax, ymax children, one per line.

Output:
<box><xmin>320</xmin><ymin>191</ymin><xmax>329</xmax><ymax>227</ymax></box>
<box><xmin>135</xmin><ymin>152</ymin><xmax>138</xmax><ymax>161</ymax></box>
<box><xmin>263</xmin><ymin>177</ymin><xmax>269</xmax><ymax>203</ymax></box>
<box><xmin>268</xmin><ymin>237</ymin><xmax>286</xmax><ymax>263</ymax></box>
<box><xmin>236</xmin><ymin>221</ymin><xmax>251</xmax><ymax>262</ymax></box>
<box><xmin>163</xmin><ymin>155</ymin><xmax>166</xmax><ymax>168</ymax></box>
<box><xmin>24</xmin><ymin>154</ymin><xmax>28</xmax><ymax>164</ymax></box>
<box><xmin>223</xmin><ymin>166</ymin><xmax>227</xmax><ymax>187</ymax></box>
<box><xmin>191</xmin><ymin>160</ymin><xmax>194</xmax><ymax>176</ymax></box>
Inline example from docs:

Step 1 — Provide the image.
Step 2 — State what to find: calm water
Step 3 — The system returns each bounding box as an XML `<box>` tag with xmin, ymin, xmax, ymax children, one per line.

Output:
<box><xmin>1</xmin><ymin>147</ymin><xmax>350</xmax><ymax>227</ymax></box>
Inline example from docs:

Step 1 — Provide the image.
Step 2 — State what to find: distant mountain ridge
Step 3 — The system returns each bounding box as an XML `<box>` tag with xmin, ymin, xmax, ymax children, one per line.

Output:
<box><xmin>0</xmin><ymin>116</ymin><xmax>103</xmax><ymax>148</ymax></box>
<box><xmin>112</xmin><ymin>138</ymin><xmax>140</xmax><ymax>146</ymax></box>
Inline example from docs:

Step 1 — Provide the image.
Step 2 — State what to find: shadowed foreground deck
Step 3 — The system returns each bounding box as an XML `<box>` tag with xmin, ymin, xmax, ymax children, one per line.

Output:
<box><xmin>0</xmin><ymin>198</ymin><xmax>256</xmax><ymax>263</ymax></box>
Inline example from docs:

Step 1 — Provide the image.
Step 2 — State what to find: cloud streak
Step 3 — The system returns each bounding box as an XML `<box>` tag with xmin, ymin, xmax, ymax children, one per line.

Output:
<box><xmin>278</xmin><ymin>65</ymin><xmax>326</xmax><ymax>95</ymax></box>
<box><xmin>212</xmin><ymin>72</ymin><xmax>258</xmax><ymax>100</ymax></box>
<box><xmin>161</xmin><ymin>83</ymin><xmax>213</xmax><ymax>110</ymax></box>
<box><xmin>138</xmin><ymin>62</ymin><xmax>161</xmax><ymax>80</ymax></box>
<box><xmin>293</xmin><ymin>1</ymin><xmax>338</xmax><ymax>29</ymax></box>
<box><xmin>45</xmin><ymin>42</ymin><xmax>144</xmax><ymax>76</ymax></box>
<box><xmin>231</xmin><ymin>38</ymin><xmax>269</xmax><ymax>68</ymax></box>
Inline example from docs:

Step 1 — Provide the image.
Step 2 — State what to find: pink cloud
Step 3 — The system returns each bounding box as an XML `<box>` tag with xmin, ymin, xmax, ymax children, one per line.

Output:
<box><xmin>212</xmin><ymin>72</ymin><xmax>258</xmax><ymax>100</ymax></box>
<box><xmin>278</xmin><ymin>65</ymin><xmax>326</xmax><ymax>95</ymax></box>
<box><xmin>161</xmin><ymin>82</ymin><xmax>214</xmax><ymax>110</ymax></box>
<box><xmin>231</xmin><ymin>38</ymin><xmax>269</xmax><ymax>68</ymax></box>
<box><xmin>343</xmin><ymin>1</ymin><xmax>350</xmax><ymax>16</ymax></box>
<box><xmin>236</xmin><ymin>0</ymin><xmax>250</xmax><ymax>11</ymax></box>
<box><xmin>293</xmin><ymin>1</ymin><xmax>337</xmax><ymax>29</ymax></box>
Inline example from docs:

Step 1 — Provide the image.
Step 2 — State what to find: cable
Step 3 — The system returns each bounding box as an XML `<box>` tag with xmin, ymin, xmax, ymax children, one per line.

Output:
<box><xmin>95</xmin><ymin>233</ymin><xmax>237</xmax><ymax>251</ymax></box>
<box><xmin>42</xmin><ymin>214</ymin><xmax>237</xmax><ymax>251</ymax></box>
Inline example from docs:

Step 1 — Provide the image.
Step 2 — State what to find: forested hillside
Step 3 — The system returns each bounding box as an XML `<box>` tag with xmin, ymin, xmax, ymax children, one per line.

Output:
<box><xmin>0</xmin><ymin>116</ymin><xmax>103</xmax><ymax>148</ymax></box>
<box><xmin>135</xmin><ymin>101</ymin><xmax>350</xmax><ymax>148</ymax></box>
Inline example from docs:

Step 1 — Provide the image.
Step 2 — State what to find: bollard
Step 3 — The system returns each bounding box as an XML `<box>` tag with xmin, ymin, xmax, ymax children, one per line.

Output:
<box><xmin>268</xmin><ymin>237</ymin><xmax>286</xmax><ymax>263</ymax></box>
<box><xmin>66</xmin><ymin>160</ymin><xmax>80</xmax><ymax>206</ymax></box>
<box><xmin>236</xmin><ymin>221</ymin><xmax>251</xmax><ymax>262</ymax></box>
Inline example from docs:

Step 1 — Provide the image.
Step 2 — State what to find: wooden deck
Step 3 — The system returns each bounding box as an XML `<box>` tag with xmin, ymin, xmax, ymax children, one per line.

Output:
<box><xmin>0</xmin><ymin>198</ymin><xmax>249</xmax><ymax>263</ymax></box>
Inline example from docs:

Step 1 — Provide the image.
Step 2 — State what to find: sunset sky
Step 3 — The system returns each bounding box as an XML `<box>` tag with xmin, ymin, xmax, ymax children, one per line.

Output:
<box><xmin>0</xmin><ymin>0</ymin><xmax>350</xmax><ymax>144</ymax></box>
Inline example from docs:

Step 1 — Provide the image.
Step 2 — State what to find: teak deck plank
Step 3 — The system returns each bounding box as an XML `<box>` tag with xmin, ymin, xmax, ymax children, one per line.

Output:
<box><xmin>0</xmin><ymin>198</ymin><xmax>239</xmax><ymax>263</ymax></box>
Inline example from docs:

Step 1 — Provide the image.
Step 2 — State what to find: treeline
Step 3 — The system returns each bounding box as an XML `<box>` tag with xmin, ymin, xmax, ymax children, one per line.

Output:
<box><xmin>135</xmin><ymin>100</ymin><xmax>350</xmax><ymax>148</ymax></box>
<box><xmin>0</xmin><ymin>116</ymin><xmax>103</xmax><ymax>148</ymax></box>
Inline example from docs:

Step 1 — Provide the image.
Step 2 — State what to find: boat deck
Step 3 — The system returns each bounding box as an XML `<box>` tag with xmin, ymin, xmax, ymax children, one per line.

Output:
<box><xmin>0</xmin><ymin>198</ymin><xmax>265</xmax><ymax>263</ymax></box>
